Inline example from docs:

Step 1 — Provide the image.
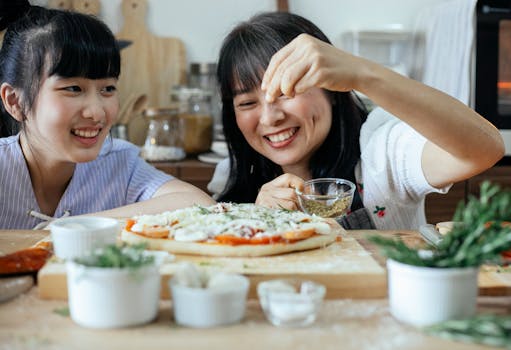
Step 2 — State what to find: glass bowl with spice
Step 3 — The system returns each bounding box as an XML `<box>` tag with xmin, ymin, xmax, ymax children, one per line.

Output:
<box><xmin>296</xmin><ymin>178</ymin><xmax>355</xmax><ymax>219</ymax></box>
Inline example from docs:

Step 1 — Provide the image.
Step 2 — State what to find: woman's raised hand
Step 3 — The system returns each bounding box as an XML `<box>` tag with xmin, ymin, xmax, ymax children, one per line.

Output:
<box><xmin>261</xmin><ymin>33</ymin><xmax>364</xmax><ymax>103</ymax></box>
<box><xmin>255</xmin><ymin>173</ymin><xmax>305</xmax><ymax>210</ymax></box>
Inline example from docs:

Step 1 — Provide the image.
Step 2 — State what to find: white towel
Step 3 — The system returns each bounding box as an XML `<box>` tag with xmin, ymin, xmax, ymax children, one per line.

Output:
<box><xmin>412</xmin><ymin>0</ymin><xmax>477</xmax><ymax>106</ymax></box>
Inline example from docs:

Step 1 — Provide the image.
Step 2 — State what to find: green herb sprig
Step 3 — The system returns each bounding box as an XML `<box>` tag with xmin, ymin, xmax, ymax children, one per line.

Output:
<box><xmin>425</xmin><ymin>314</ymin><xmax>511</xmax><ymax>348</ymax></box>
<box><xmin>74</xmin><ymin>243</ymin><xmax>154</xmax><ymax>269</ymax></box>
<box><xmin>368</xmin><ymin>181</ymin><xmax>511</xmax><ymax>268</ymax></box>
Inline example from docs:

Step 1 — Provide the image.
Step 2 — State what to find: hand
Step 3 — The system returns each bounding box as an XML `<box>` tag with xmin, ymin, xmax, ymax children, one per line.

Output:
<box><xmin>255</xmin><ymin>173</ymin><xmax>305</xmax><ymax>210</ymax></box>
<box><xmin>261</xmin><ymin>33</ymin><xmax>364</xmax><ymax>103</ymax></box>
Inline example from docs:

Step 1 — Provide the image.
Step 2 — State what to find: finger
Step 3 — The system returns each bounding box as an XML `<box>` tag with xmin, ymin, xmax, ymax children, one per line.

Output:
<box><xmin>270</xmin><ymin>173</ymin><xmax>305</xmax><ymax>190</ymax></box>
<box><xmin>261</xmin><ymin>42</ymin><xmax>295</xmax><ymax>91</ymax></box>
<box><xmin>264</xmin><ymin>51</ymin><xmax>307</xmax><ymax>103</ymax></box>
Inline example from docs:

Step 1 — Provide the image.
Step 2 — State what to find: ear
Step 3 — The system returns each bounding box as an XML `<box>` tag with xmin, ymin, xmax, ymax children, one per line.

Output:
<box><xmin>0</xmin><ymin>82</ymin><xmax>25</xmax><ymax>122</ymax></box>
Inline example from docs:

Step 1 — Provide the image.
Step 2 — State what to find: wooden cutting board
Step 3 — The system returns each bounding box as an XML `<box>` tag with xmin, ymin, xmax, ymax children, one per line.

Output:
<box><xmin>38</xmin><ymin>235</ymin><xmax>387</xmax><ymax>300</ymax></box>
<box><xmin>115</xmin><ymin>0</ymin><xmax>187</xmax><ymax>145</ymax></box>
<box><xmin>0</xmin><ymin>230</ymin><xmax>48</xmax><ymax>256</ymax></box>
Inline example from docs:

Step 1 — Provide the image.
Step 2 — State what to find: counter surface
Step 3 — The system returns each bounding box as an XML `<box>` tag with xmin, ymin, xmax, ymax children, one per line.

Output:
<box><xmin>0</xmin><ymin>229</ymin><xmax>509</xmax><ymax>350</ymax></box>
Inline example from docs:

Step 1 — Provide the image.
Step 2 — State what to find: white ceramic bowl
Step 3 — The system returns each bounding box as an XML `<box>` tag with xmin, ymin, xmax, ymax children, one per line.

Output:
<box><xmin>296</xmin><ymin>178</ymin><xmax>355</xmax><ymax>219</ymax></box>
<box><xmin>50</xmin><ymin>217</ymin><xmax>119</xmax><ymax>260</ymax></box>
<box><xmin>257</xmin><ymin>279</ymin><xmax>325</xmax><ymax>327</ymax></box>
<box><xmin>387</xmin><ymin>259</ymin><xmax>479</xmax><ymax>327</ymax></box>
<box><xmin>169</xmin><ymin>273</ymin><xmax>249</xmax><ymax>328</ymax></box>
<box><xmin>66</xmin><ymin>260</ymin><xmax>161</xmax><ymax>329</ymax></box>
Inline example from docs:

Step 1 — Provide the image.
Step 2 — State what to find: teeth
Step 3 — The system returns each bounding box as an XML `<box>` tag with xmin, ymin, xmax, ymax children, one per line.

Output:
<box><xmin>73</xmin><ymin>129</ymin><xmax>100</xmax><ymax>138</ymax></box>
<box><xmin>266</xmin><ymin>128</ymin><xmax>297</xmax><ymax>143</ymax></box>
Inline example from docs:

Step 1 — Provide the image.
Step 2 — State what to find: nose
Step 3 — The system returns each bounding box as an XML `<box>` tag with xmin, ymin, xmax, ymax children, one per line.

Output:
<box><xmin>260</xmin><ymin>101</ymin><xmax>285</xmax><ymax>126</ymax></box>
<box><xmin>82</xmin><ymin>94</ymin><xmax>107</xmax><ymax>122</ymax></box>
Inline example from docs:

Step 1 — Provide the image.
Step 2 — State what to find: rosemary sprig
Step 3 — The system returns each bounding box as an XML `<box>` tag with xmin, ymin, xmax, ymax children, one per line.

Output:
<box><xmin>368</xmin><ymin>181</ymin><xmax>511</xmax><ymax>268</ymax></box>
<box><xmin>425</xmin><ymin>314</ymin><xmax>511</xmax><ymax>348</ymax></box>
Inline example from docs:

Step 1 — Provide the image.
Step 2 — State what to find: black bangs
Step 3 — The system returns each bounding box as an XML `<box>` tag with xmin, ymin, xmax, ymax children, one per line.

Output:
<box><xmin>219</xmin><ymin>23</ymin><xmax>289</xmax><ymax>100</ymax></box>
<box><xmin>47</xmin><ymin>12</ymin><xmax>120</xmax><ymax>79</ymax></box>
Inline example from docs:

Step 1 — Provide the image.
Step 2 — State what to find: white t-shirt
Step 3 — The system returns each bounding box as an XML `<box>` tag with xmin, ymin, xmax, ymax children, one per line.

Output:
<box><xmin>208</xmin><ymin>107</ymin><xmax>450</xmax><ymax>230</ymax></box>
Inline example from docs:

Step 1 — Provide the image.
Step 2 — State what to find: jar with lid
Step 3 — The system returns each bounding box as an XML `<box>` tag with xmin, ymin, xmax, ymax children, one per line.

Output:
<box><xmin>140</xmin><ymin>107</ymin><xmax>186</xmax><ymax>162</ymax></box>
<box><xmin>189</xmin><ymin>63</ymin><xmax>223</xmax><ymax>141</ymax></box>
<box><xmin>170</xmin><ymin>86</ymin><xmax>213</xmax><ymax>154</ymax></box>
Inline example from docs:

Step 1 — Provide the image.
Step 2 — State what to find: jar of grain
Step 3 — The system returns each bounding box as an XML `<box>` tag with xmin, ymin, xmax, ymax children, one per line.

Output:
<box><xmin>171</xmin><ymin>86</ymin><xmax>213</xmax><ymax>154</ymax></box>
<box><xmin>141</xmin><ymin>107</ymin><xmax>186</xmax><ymax>161</ymax></box>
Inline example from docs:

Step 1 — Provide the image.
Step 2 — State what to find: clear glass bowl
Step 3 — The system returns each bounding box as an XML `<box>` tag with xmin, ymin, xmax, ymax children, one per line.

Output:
<box><xmin>257</xmin><ymin>279</ymin><xmax>326</xmax><ymax>327</ymax></box>
<box><xmin>295</xmin><ymin>178</ymin><xmax>355</xmax><ymax>219</ymax></box>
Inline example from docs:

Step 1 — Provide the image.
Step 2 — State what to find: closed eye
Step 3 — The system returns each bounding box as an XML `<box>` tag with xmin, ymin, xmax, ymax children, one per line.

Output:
<box><xmin>63</xmin><ymin>85</ymin><xmax>81</xmax><ymax>93</ymax></box>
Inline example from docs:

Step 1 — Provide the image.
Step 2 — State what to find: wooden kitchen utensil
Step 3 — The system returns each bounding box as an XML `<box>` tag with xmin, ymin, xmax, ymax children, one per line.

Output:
<box><xmin>115</xmin><ymin>0</ymin><xmax>186</xmax><ymax>145</ymax></box>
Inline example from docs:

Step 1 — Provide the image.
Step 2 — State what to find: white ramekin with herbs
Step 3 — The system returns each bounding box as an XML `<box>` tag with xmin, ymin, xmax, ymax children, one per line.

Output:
<box><xmin>66</xmin><ymin>244</ymin><xmax>168</xmax><ymax>329</ymax></box>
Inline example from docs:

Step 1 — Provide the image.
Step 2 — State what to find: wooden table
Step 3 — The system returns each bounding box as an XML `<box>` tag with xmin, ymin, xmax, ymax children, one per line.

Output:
<box><xmin>0</xmin><ymin>230</ymin><xmax>509</xmax><ymax>350</ymax></box>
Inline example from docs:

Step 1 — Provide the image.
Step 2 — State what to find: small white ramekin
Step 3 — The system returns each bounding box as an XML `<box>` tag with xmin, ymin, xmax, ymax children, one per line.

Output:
<box><xmin>50</xmin><ymin>216</ymin><xmax>119</xmax><ymax>260</ymax></box>
<box><xmin>169</xmin><ymin>273</ymin><xmax>249</xmax><ymax>328</ymax></box>
<box><xmin>66</xmin><ymin>255</ymin><xmax>164</xmax><ymax>329</ymax></box>
<box><xmin>257</xmin><ymin>279</ymin><xmax>325</xmax><ymax>327</ymax></box>
<box><xmin>387</xmin><ymin>259</ymin><xmax>479</xmax><ymax>327</ymax></box>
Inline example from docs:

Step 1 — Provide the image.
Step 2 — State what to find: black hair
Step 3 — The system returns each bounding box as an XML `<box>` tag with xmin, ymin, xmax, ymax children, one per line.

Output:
<box><xmin>216</xmin><ymin>11</ymin><xmax>367</xmax><ymax>208</ymax></box>
<box><xmin>0</xmin><ymin>0</ymin><xmax>120</xmax><ymax>137</ymax></box>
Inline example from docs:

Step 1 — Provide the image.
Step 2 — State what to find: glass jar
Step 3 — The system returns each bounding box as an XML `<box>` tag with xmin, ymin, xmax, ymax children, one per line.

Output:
<box><xmin>141</xmin><ymin>107</ymin><xmax>186</xmax><ymax>162</ymax></box>
<box><xmin>189</xmin><ymin>63</ymin><xmax>223</xmax><ymax>141</ymax></box>
<box><xmin>170</xmin><ymin>86</ymin><xmax>213</xmax><ymax>154</ymax></box>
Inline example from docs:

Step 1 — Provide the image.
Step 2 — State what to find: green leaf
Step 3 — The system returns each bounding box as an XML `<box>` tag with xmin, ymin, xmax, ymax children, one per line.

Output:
<box><xmin>369</xmin><ymin>181</ymin><xmax>511</xmax><ymax>267</ymax></box>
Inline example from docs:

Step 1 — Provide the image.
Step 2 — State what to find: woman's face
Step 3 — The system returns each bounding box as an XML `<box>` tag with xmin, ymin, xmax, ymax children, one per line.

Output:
<box><xmin>23</xmin><ymin>75</ymin><xmax>118</xmax><ymax>164</ymax></box>
<box><xmin>233</xmin><ymin>86</ymin><xmax>332</xmax><ymax>170</ymax></box>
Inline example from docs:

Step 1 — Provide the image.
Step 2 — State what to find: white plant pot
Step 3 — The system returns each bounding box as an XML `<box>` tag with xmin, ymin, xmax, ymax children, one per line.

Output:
<box><xmin>387</xmin><ymin>259</ymin><xmax>478</xmax><ymax>327</ymax></box>
<box><xmin>66</xmin><ymin>261</ymin><xmax>161</xmax><ymax>329</ymax></box>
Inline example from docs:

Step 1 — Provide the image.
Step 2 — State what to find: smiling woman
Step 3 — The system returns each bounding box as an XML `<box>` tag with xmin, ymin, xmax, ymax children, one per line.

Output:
<box><xmin>0</xmin><ymin>0</ymin><xmax>214</xmax><ymax>229</ymax></box>
<box><xmin>209</xmin><ymin>11</ymin><xmax>505</xmax><ymax>230</ymax></box>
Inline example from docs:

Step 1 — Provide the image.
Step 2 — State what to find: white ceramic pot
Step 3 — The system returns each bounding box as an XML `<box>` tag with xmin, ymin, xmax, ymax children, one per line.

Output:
<box><xmin>66</xmin><ymin>261</ymin><xmax>161</xmax><ymax>329</ymax></box>
<box><xmin>50</xmin><ymin>216</ymin><xmax>119</xmax><ymax>260</ymax></box>
<box><xmin>169</xmin><ymin>273</ymin><xmax>249</xmax><ymax>328</ymax></box>
<box><xmin>387</xmin><ymin>259</ymin><xmax>479</xmax><ymax>327</ymax></box>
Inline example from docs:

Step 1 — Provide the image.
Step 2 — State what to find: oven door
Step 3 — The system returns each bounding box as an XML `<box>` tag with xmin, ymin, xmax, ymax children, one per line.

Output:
<box><xmin>475</xmin><ymin>0</ymin><xmax>511</xmax><ymax>129</ymax></box>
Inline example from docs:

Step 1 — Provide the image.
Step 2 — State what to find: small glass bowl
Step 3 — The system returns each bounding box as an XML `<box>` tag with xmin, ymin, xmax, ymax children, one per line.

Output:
<box><xmin>296</xmin><ymin>178</ymin><xmax>355</xmax><ymax>219</ymax></box>
<box><xmin>257</xmin><ymin>279</ymin><xmax>326</xmax><ymax>327</ymax></box>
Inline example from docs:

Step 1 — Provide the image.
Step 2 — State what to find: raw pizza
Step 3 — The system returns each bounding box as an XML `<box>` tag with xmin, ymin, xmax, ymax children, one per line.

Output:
<box><xmin>121</xmin><ymin>203</ymin><xmax>344</xmax><ymax>257</ymax></box>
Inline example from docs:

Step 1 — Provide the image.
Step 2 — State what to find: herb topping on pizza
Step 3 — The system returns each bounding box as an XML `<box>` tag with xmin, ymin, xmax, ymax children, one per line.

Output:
<box><xmin>124</xmin><ymin>203</ymin><xmax>335</xmax><ymax>245</ymax></box>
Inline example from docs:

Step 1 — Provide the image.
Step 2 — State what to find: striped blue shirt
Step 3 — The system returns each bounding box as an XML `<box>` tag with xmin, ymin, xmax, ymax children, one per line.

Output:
<box><xmin>0</xmin><ymin>135</ymin><xmax>173</xmax><ymax>229</ymax></box>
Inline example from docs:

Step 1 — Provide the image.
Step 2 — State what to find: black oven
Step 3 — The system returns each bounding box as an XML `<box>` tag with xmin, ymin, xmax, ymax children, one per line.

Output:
<box><xmin>475</xmin><ymin>0</ymin><xmax>511</xmax><ymax>130</ymax></box>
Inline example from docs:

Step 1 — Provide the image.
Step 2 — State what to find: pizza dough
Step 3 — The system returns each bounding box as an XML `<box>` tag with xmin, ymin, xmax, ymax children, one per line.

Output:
<box><xmin>121</xmin><ymin>203</ymin><xmax>344</xmax><ymax>257</ymax></box>
<box><xmin>122</xmin><ymin>228</ymin><xmax>340</xmax><ymax>257</ymax></box>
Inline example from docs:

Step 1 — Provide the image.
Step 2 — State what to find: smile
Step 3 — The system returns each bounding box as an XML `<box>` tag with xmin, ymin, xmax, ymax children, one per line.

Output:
<box><xmin>264</xmin><ymin>127</ymin><xmax>298</xmax><ymax>143</ymax></box>
<box><xmin>71</xmin><ymin>128</ymin><xmax>101</xmax><ymax>138</ymax></box>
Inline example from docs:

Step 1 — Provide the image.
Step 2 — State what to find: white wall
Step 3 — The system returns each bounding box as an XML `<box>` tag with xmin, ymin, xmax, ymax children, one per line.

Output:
<box><xmin>38</xmin><ymin>0</ymin><xmax>446</xmax><ymax>65</ymax></box>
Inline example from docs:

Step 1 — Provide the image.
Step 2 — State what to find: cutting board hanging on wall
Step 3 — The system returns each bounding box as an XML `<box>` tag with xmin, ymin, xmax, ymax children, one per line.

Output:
<box><xmin>115</xmin><ymin>0</ymin><xmax>187</xmax><ymax>145</ymax></box>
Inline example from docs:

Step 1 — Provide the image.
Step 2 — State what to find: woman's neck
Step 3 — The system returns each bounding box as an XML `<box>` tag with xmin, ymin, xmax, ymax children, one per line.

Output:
<box><xmin>19</xmin><ymin>134</ymin><xmax>75</xmax><ymax>216</ymax></box>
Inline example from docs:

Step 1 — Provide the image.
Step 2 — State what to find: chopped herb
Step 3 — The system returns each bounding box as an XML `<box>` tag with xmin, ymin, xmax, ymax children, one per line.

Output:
<box><xmin>197</xmin><ymin>205</ymin><xmax>211</xmax><ymax>215</ymax></box>
<box><xmin>242</xmin><ymin>263</ymin><xmax>252</xmax><ymax>269</ymax></box>
<box><xmin>425</xmin><ymin>314</ymin><xmax>511</xmax><ymax>347</ymax></box>
<box><xmin>368</xmin><ymin>182</ymin><xmax>511</xmax><ymax>268</ymax></box>
<box><xmin>53</xmin><ymin>306</ymin><xmax>70</xmax><ymax>317</ymax></box>
<box><xmin>73</xmin><ymin>243</ymin><xmax>154</xmax><ymax>269</ymax></box>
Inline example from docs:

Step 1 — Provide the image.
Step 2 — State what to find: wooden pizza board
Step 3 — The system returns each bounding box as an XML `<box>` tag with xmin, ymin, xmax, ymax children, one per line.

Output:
<box><xmin>38</xmin><ymin>234</ymin><xmax>388</xmax><ymax>300</ymax></box>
